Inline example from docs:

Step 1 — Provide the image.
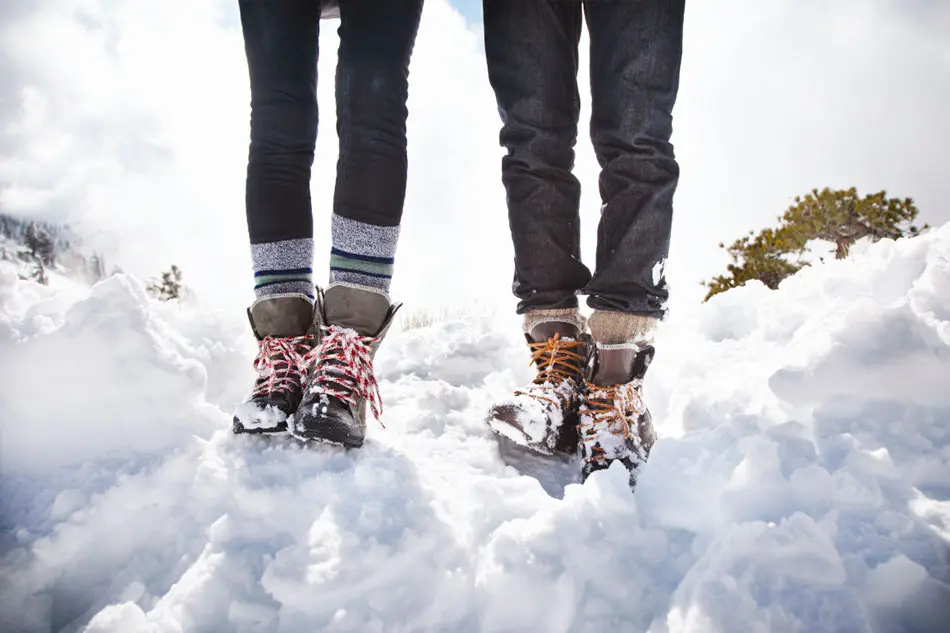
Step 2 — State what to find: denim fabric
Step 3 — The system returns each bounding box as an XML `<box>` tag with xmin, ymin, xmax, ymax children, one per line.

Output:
<box><xmin>239</xmin><ymin>0</ymin><xmax>424</xmax><ymax>245</ymax></box>
<box><xmin>483</xmin><ymin>0</ymin><xmax>685</xmax><ymax>317</ymax></box>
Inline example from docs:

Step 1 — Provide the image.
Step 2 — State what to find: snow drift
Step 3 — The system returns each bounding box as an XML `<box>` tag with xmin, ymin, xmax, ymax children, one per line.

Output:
<box><xmin>1</xmin><ymin>225</ymin><xmax>949</xmax><ymax>633</ymax></box>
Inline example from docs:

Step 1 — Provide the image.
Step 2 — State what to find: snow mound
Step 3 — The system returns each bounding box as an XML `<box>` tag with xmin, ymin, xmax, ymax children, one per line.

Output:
<box><xmin>0</xmin><ymin>273</ymin><xmax>218</xmax><ymax>476</ymax></box>
<box><xmin>2</xmin><ymin>227</ymin><xmax>949</xmax><ymax>633</ymax></box>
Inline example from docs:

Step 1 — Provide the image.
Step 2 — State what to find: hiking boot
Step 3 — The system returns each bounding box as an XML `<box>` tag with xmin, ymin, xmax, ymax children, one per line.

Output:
<box><xmin>487</xmin><ymin>321</ymin><xmax>593</xmax><ymax>456</ymax></box>
<box><xmin>578</xmin><ymin>342</ymin><xmax>657</xmax><ymax>490</ymax></box>
<box><xmin>233</xmin><ymin>294</ymin><xmax>317</xmax><ymax>434</ymax></box>
<box><xmin>289</xmin><ymin>284</ymin><xmax>401</xmax><ymax>447</ymax></box>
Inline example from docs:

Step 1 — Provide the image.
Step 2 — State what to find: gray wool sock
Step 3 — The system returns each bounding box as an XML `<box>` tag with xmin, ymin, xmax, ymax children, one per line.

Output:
<box><xmin>329</xmin><ymin>214</ymin><xmax>399</xmax><ymax>292</ymax></box>
<box><xmin>251</xmin><ymin>238</ymin><xmax>315</xmax><ymax>299</ymax></box>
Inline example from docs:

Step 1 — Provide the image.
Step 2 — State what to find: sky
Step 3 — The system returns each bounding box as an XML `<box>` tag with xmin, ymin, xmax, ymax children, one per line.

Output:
<box><xmin>451</xmin><ymin>0</ymin><xmax>481</xmax><ymax>23</ymax></box>
<box><xmin>1</xmin><ymin>0</ymin><xmax>948</xmax><ymax>316</ymax></box>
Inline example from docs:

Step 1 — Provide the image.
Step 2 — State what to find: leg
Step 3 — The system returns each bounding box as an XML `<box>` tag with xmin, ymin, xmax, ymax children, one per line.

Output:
<box><xmin>577</xmin><ymin>0</ymin><xmax>685</xmax><ymax>489</ymax></box>
<box><xmin>234</xmin><ymin>1</ymin><xmax>321</xmax><ymax>434</ymax></box>
<box><xmin>292</xmin><ymin>0</ymin><xmax>423</xmax><ymax>447</ymax></box>
<box><xmin>582</xmin><ymin>0</ymin><xmax>685</xmax><ymax>323</ymax></box>
<box><xmin>329</xmin><ymin>0</ymin><xmax>424</xmax><ymax>293</ymax></box>
<box><xmin>240</xmin><ymin>0</ymin><xmax>321</xmax><ymax>298</ymax></box>
<box><xmin>483</xmin><ymin>0</ymin><xmax>589</xmax><ymax>316</ymax></box>
<box><xmin>482</xmin><ymin>0</ymin><xmax>593</xmax><ymax>462</ymax></box>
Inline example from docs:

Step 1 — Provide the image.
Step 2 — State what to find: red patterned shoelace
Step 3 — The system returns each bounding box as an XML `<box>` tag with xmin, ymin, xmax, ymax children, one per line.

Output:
<box><xmin>251</xmin><ymin>335</ymin><xmax>316</xmax><ymax>397</ymax></box>
<box><xmin>302</xmin><ymin>326</ymin><xmax>384</xmax><ymax>425</ymax></box>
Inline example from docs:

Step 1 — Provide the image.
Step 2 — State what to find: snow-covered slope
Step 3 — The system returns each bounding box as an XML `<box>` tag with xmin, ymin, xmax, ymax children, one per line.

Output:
<box><xmin>1</xmin><ymin>225</ymin><xmax>949</xmax><ymax>633</ymax></box>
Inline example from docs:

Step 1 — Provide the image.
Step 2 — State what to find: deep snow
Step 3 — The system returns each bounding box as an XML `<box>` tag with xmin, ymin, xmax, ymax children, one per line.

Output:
<box><xmin>1</xmin><ymin>225</ymin><xmax>949</xmax><ymax>633</ymax></box>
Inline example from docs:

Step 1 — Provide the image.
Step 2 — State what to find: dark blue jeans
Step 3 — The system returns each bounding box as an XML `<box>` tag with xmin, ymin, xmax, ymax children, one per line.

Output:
<box><xmin>239</xmin><ymin>0</ymin><xmax>424</xmax><ymax>245</ymax></box>
<box><xmin>483</xmin><ymin>0</ymin><xmax>685</xmax><ymax>318</ymax></box>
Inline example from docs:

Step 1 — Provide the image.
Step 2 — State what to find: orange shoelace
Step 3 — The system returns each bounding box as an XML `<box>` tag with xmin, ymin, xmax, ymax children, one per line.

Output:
<box><xmin>514</xmin><ymin>333</ymin><xmax>587</xmax><ymax>407</ymax></box>
<box><xmin>579</xmin><ymin>382</ymin><xmax>646</xmax><ymax>463</ymax></box>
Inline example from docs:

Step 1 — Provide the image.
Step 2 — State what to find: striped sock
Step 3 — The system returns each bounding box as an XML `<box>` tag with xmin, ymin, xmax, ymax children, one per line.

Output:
<box><xmin>329</xmin><ymin>214</ymin><xmax>398</xmax><ymax>292</ymax></box>
<box><xmin>251</xmin><ymin>238</ymin><xmax>315</xmax><ymax>298</ymax></box>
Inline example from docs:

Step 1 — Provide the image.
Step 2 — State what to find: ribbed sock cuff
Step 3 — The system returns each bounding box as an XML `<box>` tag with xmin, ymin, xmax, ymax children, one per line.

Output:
<box><xmin>329</xmin><ymin>214</ymin><xmax>399</xmax><ymax>292</ymax></box>
<box><xmin>251</xmin><ymin>238</ymin><xmax>314</xmax><ymax>298</ymax></box>
<box><xmin>588</xmin><ymin>310</ymin><xmax>658</xmax><ymax>345</ymax></box>
<box><xmin>522</xmin><ymin>308</ymin><xmax>587</xmax><ymax>334</ymax></box>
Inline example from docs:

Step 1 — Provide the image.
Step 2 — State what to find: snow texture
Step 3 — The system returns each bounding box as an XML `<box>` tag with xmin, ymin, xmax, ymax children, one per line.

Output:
<box><xmin>579</xmin><ymin>380</ymin><xmax>648</xmax><ymax>465</ymax></box>
<box><xmin>2</xmin><ymin>226</ymin><xmax>950</xmax><ymax>633</ymax></box>
<box><xmin>487</xmin><ymin>377</ymin><xmax>574</xmax><ymax>450</ymax></box>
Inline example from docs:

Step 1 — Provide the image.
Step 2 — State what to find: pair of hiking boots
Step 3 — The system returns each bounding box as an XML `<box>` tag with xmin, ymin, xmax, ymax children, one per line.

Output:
<box><xmin>233</xmin><ymin>289</ymin><xmax>656</xmax><ymax>487</ymax></box>
<box><xmin>487</xmin><ymin>319</ymin><xmax>657</xmax><ymax>487</ymax></box>
<box><xmin>232</xmin><ymin>283</ymin><xmax>400</xmax><ymax>447</ymax></box>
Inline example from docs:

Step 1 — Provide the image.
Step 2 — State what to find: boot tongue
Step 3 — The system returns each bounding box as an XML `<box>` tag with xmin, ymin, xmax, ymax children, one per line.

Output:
<box><xmin>527</xmin><ymin>320</ymin><xmax>587</xmax><ymax>379</ymax></box>
<box><xmin>528</xmin><ymin>321</ymin><xmax>580</xmax><ymax>344</ymax></box>
<box><xmin>590</xmin><ymin>344</ymin><xmax>655</xmax><ymax>387</ymax></box>
<box><xmin>323</xmin><ymin>284</ymin><xmax>391</xmax><ymax>336</ymax></box>
<box><xmin>248</xmin><ymin>295</ymin><xmax>314</xmax><ymax>339</ymax></box>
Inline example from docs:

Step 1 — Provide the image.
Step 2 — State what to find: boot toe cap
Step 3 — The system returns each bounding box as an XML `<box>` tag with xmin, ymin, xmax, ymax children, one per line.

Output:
<box><xmin>293</xmin><ymin>398</ymin><xmax>365</xmax><ymax>448</ymax></box>
<box><xmin>232</xmin><ymin>399</ymin><xmax>291</xmax><ymax>433</ymax></box>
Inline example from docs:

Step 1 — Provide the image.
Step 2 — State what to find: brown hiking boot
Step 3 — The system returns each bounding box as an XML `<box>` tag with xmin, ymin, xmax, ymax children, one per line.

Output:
<box><xmin>578</xmin><ymin>342</ymin><xmax>657</xmax><ymax>489</ymax></box>
<box><xmin>487</xmin><ymin>321</ymin><xmax>593</xmax><ymax>456</ymax></box>
<box><xmin>289</xmin><ymin>284</ymin><xmax>401</xmax><ymax>448</ymax></box>
<box><xmin>233</xmin><ymin>294</ymin><xmax>318</xmax><ymax>434</ymax></box>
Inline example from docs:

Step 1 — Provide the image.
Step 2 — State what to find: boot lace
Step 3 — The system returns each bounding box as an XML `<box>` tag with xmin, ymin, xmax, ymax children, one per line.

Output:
<box><xmin>302</xmin><ymin>326</ymin><xmax>384</xmax><ymax>424</ymax></box>
<box><xmin>251</xmin><ymin>335</ymin><xmax>316</xmax><ymax>397</ymax></box>
<box><xmin>578</xmin><ymin>381</ymin><xmax>646</xmax><ymax>464</ymax></box>
<box><xmin>514</xmin><ymin>333</ymin><xmax>587</xmax><ymax>407</ymax></box>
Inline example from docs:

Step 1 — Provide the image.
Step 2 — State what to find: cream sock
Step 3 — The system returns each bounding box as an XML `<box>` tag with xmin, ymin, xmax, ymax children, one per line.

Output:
<box><xmin>522</xmin><ymin>308</ymin><xmax>587</xmax><ymax>334</ymax></box>
<box><xmin>588</xmin><ymin>310</ymin><xmax>657</xmax><ymax>345</ymax></box>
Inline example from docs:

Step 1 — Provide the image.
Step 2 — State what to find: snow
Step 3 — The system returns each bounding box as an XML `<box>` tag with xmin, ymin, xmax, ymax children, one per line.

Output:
<box><xmin>2</xmin><ymin>226</ymin><xmax>950</xmax><ymax>633</ymax></box>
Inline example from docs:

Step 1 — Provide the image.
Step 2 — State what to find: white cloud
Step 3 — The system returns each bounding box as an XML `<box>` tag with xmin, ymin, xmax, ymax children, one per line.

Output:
<box><xmin>1</xmin><ymin>0</ymin><xmax>948</xmax><ymax>315</ymax></box>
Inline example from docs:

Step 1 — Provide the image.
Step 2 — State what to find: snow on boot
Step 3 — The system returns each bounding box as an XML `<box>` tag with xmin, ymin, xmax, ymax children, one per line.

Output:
<box><xmin>578</xmin><ymin>342</ymin><xmax>657</xmax><ymax>490</ymax></box>
<box><xmin>487</xmin><ymin>322</ymin><xmax>593</xmax><ymax>457</ymax></box>
<box><xmin>233</xmin><ymin>294</ymin><xmax>318</xmax><ymax>434</ymax></box>
<box><xmin>290</xmin><ymin>284</ymin><xmax>400</xmax><ymax>448</ymax></box>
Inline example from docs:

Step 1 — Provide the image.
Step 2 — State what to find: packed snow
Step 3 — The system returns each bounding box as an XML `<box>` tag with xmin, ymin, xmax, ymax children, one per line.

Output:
<box><xmin>1</xmin><ymin>225</ymin><xmax>949</xmax><ymax>633</ymax></box>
